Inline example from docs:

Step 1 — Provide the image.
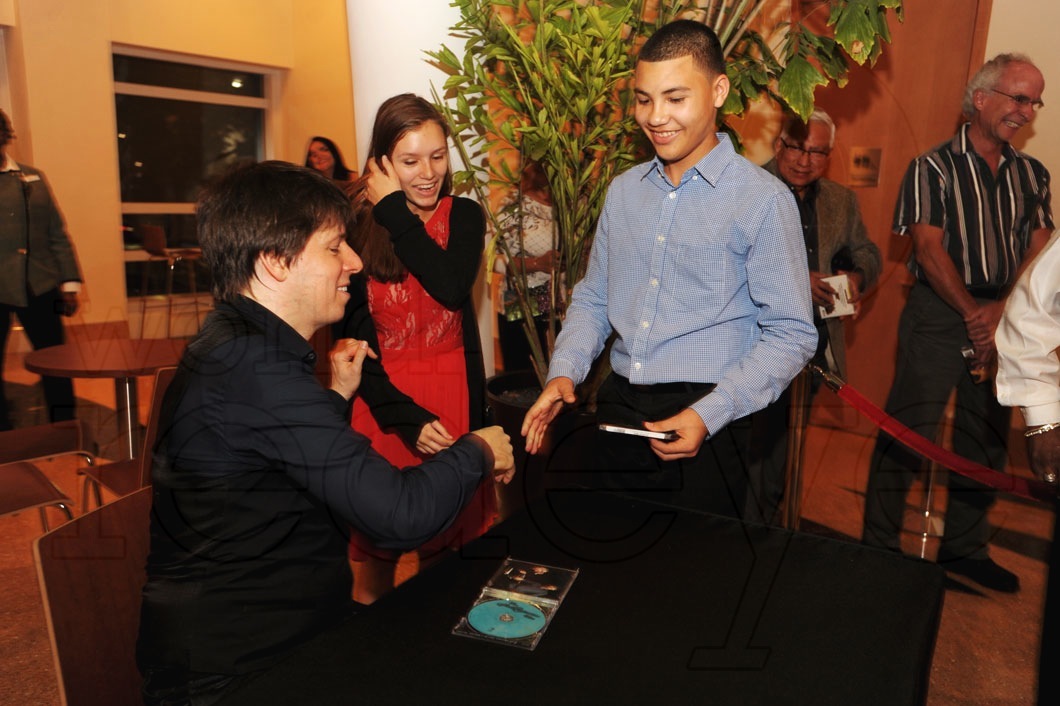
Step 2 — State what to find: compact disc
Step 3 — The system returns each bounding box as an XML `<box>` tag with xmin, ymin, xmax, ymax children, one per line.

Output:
<box><xmin>466</xmin><ymin>599</ymin><xmax>546</xmax><ymax>639</ymax></box>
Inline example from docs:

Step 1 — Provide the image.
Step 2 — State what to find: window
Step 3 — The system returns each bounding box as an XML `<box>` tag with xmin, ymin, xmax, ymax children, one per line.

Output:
<box><xmin>113</xmin><ymin>50</ymin><xmax>271</xmax><ymax>297</ymax></box>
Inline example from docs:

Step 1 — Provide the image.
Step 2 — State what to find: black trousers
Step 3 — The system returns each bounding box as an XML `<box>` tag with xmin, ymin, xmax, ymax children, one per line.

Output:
<box><xmin>1040</xmin><ymin>498</ymin><xmax>1060</xmax><ymax>705</ymax></box>
<box><xmin>744</xmin><ymin>372</ymin><xmax>823</xmax><ymax>525</ymax></box>
<box><xmin>594</xmin><ymin>372</ymin><xmax>751</xmax><ymax>519</ymax></box>
<box><xmin>0</xmin><ymin>288</ymin><xmax>75</xmax><ymax>429</ymax></box>
<box><xmin>862</xmin><ymin>284</ymin><xmax>1010</xmax><ymax>558</ymax></box>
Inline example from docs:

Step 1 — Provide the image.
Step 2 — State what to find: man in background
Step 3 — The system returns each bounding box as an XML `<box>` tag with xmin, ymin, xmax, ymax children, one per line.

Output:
<box><xmin>862</xmin><ymin>54</ymin><xmax>1052</xmax><ymax>592</ymax></box>
<box><xmin>746</xmin><ymin>109</ymin><xmax>881</xmax><ymax>524</ymax></box>
<box><xmin>0</xmin><ymin>108</ymin><xmax>82</xmax><ymax>429</ymax></box>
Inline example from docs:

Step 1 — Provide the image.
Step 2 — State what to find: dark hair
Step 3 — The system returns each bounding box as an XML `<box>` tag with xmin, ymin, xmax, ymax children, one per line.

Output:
<box><xmin>0</xmin><ymin>110</ymin><xmax>13</xmax><ymax>148</ymax></box>
<box><xmin>197</xmin><ymin>160</ymin><xmax>354</xmax><ymax>302</ymax></box>
<box><xmin>304</xmin><ymin>136</ymin><xmax>354</xmax><ymax>181</ymax></box>
<box><xmin>638</xmin><ymin>19</ymin><xmax>724</xmax><ymax>77</ymax></box>
<box><xmin>351</xmin><ymin>93</ymin><xmax>452</xmax><ymax>282</ymax></box>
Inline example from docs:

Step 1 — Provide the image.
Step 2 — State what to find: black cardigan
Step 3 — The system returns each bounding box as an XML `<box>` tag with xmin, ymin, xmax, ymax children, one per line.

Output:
<box><xmin>335</xmin><ymin>192</ymin><xmax>487</xmax><ymax>445</ymax></box>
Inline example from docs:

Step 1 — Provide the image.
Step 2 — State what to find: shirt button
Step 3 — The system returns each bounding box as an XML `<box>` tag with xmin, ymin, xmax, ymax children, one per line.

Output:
<box><xmin>668</xmin><ymin>192</ymin><xmax>676</xmax><ymax>200</ymax></box>
<box><xmin>692</xmin><ymin>175</ymin><xmax>698</xmax><ymax>180</ymax></box>
<box><xmin>641</xmin><ymin>321</ymin><xmax>649</xmax><ymax>328</ymax></box>
<box><xmin>657</xmin><ymin>235</ymin><xmax>665</xmax><ymax>242</ymax></box>
<box><xmin>650</xmin><ymin>278</ymin><xmax>659</xmax><ymax>287</ymax></box>
<box><xmin>634</xmin><ymin>362</ymin><xmax>642</xmax><ymax>371</ymax></box>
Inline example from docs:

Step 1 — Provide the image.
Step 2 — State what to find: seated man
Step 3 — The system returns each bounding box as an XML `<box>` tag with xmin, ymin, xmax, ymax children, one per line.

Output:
<box><xmin>136</xmin><ymin>161</ymin><xmax>514</xmax><ymax>705</ymax></box>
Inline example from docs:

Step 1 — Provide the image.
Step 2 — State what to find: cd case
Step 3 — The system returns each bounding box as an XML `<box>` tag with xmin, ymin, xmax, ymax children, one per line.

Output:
<box><xmin>818</xmin><ymin>273</ymin><xmax>855</xmax><ymax>319</ymax></box>
<box><xmin>452</xmin><ymin>557</ymin><xmax>579</xmax><ymax>650</ymax></box>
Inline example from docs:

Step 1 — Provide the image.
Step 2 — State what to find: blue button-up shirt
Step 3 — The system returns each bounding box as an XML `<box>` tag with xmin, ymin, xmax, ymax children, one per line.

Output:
<box><xmin>548</xmin><ymin>134</ymin><xmax>817</xmax><ymax>434</ymax></box>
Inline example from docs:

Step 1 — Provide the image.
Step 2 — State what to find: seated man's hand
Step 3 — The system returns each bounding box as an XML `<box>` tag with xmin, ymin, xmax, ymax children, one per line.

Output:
<box><xmin>645</xmin><ymin>408</ymin><xmax>709</xmax><ymax>461</ymax></box>
<box><xmin>471</xmin><ymin>425</ymin><xmax>515</xmax><ymax>484</ymax></box>
<box><xmin>521</xmin><ymin>377</ymin><xmax>576</xmax><ymax>455</ymax></box>
<box><xmin>328</xmin><ymin>338</ymin><xmax>377</xmax><ymax>400</ymax></box>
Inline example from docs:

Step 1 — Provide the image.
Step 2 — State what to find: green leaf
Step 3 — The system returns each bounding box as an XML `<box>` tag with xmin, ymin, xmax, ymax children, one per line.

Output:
<box><xmin>777</xmin><ymin>55</ymin><xmax>828</xmax><ymax>120</ymax></box>
<box><xmin>833</xmin><ymin>0</ymin><xmax>879</xmax><ymax>64</ymax></box>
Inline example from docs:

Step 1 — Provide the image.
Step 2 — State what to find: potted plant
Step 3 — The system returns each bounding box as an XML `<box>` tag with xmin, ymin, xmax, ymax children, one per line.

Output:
<box><xmin>430</xmin><ymin>0</ymin><xmax>904</xmax><ymax>389</ymax></box>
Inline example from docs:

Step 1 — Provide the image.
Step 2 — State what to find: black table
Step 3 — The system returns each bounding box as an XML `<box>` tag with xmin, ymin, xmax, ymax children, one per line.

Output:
<box><xmin>226</xmin><ymin>490</ymin><xmax>944</xmax><ymax>706</ymax></box>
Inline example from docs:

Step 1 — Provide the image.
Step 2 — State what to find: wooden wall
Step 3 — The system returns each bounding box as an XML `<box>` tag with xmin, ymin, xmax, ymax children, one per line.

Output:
<box><xmin>798</xmin><ymin>0</ymin><xmax>993</xmax><ymax>433</ymax></box>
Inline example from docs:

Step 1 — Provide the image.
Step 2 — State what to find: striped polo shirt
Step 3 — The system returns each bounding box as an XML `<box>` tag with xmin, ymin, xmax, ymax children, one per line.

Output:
<box><xmin>893</xmin><ymin>122</ymin><xmax>1053</xmax><ymax>290</ymax></box>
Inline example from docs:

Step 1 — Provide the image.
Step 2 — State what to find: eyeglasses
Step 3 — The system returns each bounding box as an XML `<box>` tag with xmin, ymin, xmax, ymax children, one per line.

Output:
<box><xmin>991</xmin><ymin>89</ymin><xmax>1044</xmax><ymax>112</ymax></box>
<box><xmin>779</xmin><ymin>138</ymin><xmax>830</xmax><ymax>161</ymax></box>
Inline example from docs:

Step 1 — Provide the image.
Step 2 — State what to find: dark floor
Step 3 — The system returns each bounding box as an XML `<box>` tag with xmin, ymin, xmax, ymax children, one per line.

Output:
<box><xmin>0</xmin><ymin>354</ymin><xmax>1052</xmax><ymax>705</ymax></box>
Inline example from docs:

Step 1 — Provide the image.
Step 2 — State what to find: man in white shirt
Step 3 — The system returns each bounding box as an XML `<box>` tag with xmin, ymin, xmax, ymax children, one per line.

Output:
<box><xmin>996</xmin><ymin>230</ymin><xmax>1060</xmax><ymax>482</ymax></box>
<box><xmin>995</xmin><ymin>228</ymin><xmax>1060</xmax><ymax>706</ymax></box>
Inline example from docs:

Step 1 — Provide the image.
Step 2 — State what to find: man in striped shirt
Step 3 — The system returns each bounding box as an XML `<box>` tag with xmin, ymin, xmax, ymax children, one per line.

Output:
<box><xmin>862</xmin><ymin>54</ymin><xmax>1053</xmax><ymax>593</ymax></box>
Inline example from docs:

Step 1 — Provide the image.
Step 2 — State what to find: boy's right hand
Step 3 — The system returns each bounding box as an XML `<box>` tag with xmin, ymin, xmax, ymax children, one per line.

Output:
<box><xmin>521</xmin><ymin>377</ymin><xmax>576</xmax><ymax>454</ymax></box>
<box><xmin>471</xmin><ymin>426</ymin><xmax>515</xmax><ymax>484</ymax></box>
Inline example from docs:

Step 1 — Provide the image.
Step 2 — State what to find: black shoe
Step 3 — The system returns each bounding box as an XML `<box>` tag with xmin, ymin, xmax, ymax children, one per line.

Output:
<box><xmin>936</xmin><ymin>552</ymin><xmax>1020</xmax><ymax>593</ymax></box>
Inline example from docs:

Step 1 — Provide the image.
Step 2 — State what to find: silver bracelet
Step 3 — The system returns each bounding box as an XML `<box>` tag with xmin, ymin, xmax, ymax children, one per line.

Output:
<box><xmin>1025</xmin><ymin>421</ymin><xmax>1060</xmax><ymax>438</ymax></box>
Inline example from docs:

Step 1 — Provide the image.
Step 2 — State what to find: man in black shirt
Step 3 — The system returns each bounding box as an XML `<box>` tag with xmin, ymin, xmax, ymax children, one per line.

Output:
<box><xmin>136</xmin><ymin>161</ymin><xmax>514</xmax><ymax>704</ymax></box>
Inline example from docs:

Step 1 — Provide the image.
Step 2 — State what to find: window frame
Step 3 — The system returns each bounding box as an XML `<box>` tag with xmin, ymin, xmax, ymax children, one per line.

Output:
<box><xmin>112</xmin><ymin>44</ymin><xmax>280</xmax><ymax>220</ymax></box>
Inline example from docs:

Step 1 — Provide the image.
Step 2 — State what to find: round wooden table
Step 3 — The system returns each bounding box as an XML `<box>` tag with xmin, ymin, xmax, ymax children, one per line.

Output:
<box><xmin>24</xmin><ymin>338</ymin><xmax>186</xmax><ymax>459</ymax></box>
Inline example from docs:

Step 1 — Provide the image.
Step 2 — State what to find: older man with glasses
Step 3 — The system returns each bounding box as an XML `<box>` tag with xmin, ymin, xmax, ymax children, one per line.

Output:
<box><xmin>745</xmin><ymin>109</ymin><xmax>882</xmax><ymax>524</ymax></box>
<box><xmin>862</xmin><ymin>53</ymin><xmax>1052</xmax><ymax>593</ymax></box>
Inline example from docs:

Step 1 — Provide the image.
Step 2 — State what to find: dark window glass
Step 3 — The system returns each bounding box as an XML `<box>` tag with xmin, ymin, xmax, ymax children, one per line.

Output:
<box><xmin>122</xmin><ymin>215</ymin><xmax>210</xmax><ymax>297</ymax></box>
<box><xmin>116</xmin><ymin>94</ymin><xmax>263</xmax><ymax>202</ymax></box>
<box><xmin>113</xmin><ymin>54</ymin><xmax>264</xmax><ymax>97</ymax></box>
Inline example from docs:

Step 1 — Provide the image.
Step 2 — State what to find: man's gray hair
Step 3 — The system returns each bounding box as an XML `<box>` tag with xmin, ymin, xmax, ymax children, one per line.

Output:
<box><xmin>963</xmin><ymin>53</ymin><xmax>1037</xmax><ymax>118</ymax></box>
<box><xmin>779</xmin><ymin>109</ymin><xmax>836</xmax><ymax>148</ymax></box>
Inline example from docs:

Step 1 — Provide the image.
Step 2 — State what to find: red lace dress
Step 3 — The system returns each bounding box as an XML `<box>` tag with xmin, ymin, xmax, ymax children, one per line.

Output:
<box><xmin>350</xmin><ymin>197</ymin><xmax>497</xmax><ymax>562</ymax></box>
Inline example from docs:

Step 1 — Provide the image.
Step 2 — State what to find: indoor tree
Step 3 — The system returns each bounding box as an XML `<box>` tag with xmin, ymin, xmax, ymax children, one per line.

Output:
<box><xmin>430</xmin><ymin>0</ymin><xmax>904</xmax><ymax>386</ymax></box>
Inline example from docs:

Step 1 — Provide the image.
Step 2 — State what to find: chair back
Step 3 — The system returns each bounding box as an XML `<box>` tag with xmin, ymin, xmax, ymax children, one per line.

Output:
<box><xmin>80</xmin><ymin>366</ymin><xmax>178</xmax><ymax>508</ymax></box>
<box><xmin>0</xmin><ymin>461</ymin><xmax>72</xmax><ymax>529</ymax></box>
<box><xmin>0</xmin><ymin>419</ymin><xmax>94</xmax><ymax>466</ymax></box>
<box><xmin>139</xmin><ymin>366</ymin><xmax>177</xmax><ymax>488</ymax></box>
<box><xmin>34</xmin><ymin>486</ymin><xmax>153</xmax><ymax>706</ymax></box>
<box><xmin>138</xmin><ymin>224</ymin><xmax>167</xmax><ymax>256</ymax></box>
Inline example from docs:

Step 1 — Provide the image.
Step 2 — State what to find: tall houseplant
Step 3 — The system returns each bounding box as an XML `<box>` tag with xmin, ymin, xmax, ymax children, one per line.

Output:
<box><xmin>430</xmin><ymin>0</ymin><xmax>904</xmax><ymax>386</ymax></box>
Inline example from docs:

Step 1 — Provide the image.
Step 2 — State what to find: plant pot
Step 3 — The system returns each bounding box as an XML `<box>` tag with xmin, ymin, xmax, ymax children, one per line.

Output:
<box><xmin>486</xmin><ymin>370</ymin><xmax>598</xmax><ymax>520</ymax></box>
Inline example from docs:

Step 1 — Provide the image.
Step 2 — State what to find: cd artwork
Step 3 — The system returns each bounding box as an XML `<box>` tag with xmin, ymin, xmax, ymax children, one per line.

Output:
<box><xmin>467</xmin><ymin>599</ymin><xmax>546</xmax><ymax>639</ymax></box>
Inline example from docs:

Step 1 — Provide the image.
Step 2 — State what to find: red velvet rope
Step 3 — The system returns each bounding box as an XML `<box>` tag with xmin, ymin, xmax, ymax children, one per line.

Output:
<box><xmin>832</xmin><ymin>382</ymin><xmax>1056</xmax><ymax>504</ymax></box>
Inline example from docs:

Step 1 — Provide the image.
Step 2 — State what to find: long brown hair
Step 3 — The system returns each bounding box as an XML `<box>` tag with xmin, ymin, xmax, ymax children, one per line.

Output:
<box><xmin>351</xmin><ymin>93</ymin><xmax>452</xmax><ymax>282</ymax></box>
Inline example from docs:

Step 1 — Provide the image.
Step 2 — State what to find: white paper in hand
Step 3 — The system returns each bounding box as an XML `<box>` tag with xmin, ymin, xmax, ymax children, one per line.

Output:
<box><xmin>818</xmin><ymin>273</ymin><xmax>855</xmax><ymax>319</ymax></box>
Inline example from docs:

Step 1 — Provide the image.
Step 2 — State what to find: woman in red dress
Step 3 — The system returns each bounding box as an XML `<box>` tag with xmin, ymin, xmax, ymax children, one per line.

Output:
<box><xmin>336</xmin><ymin>94</ymin><xmax>495</xmax><ymax>603</ymax></box>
